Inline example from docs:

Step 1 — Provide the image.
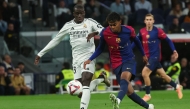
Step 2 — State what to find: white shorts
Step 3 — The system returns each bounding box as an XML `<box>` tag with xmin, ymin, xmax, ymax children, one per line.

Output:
<box><xmin>73</xmin><ymin>61</ymin><xmax>95</xmax><ymax>79</ymax></box>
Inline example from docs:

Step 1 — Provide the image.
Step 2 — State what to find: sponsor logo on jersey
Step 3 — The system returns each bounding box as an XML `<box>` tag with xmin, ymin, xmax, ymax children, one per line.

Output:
<box><xmin>116</xmin><ymin>38</ymin><xmax>121</xmax><ymax>43</ymax></box>
<box><xmin>69</xmin><ymin>30</ymin><xmax>89</xmax><ymax>38</ymax></box>
<box><xmin>71</xmin><ymin>27</ymin><xmax>74</xmax><ymax>30</ymax></box>
<box><xmin>146</xmin><ymin>35</ymin><xmax>150</xmax><ymax>39</ymax></box>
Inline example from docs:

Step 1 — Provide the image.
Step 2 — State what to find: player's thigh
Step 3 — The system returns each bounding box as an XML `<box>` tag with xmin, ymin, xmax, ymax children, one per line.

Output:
<box><xmin>121</xmin><ymin>60</ymin><xmax>136</xmax><ymax>81</ymax></box>
<box><xmin>81</xmin><ymin>60</ymin><xmax>95</xmax><ymax>74</ymax></box>
<box><xmin>143</xmin><ymin>58</ymin><xmax>158</xmax><ymax>76</ymax></box>
<box><xmin>81</xmin><ymin>61</ymin><xmax>95</xmax><ymax>81</ymax></box>
<box><xmin>156</xmin><ymin>67</ymin><xmax>167</xmax><ymax>77</ymax></box>
<box><xmin>113</xmin><ymin>66</ymin><xmax>122</xmax><ymax>84</ymax></box>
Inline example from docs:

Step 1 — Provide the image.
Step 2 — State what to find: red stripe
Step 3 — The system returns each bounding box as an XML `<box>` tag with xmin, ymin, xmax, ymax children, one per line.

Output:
<box><xmin>159</xmin><ymin>43</ymin><xmax>162</xmax><ymax>61</ymax></box>
<box><xmin>141</xmin><ymin>28</ymin><xmax>150</xmax><ymax>58</ymax></box>
<box><xmin>104</xmin><ymin>28</ymin><xmax>122</xmax><ymax>69</ymax></box>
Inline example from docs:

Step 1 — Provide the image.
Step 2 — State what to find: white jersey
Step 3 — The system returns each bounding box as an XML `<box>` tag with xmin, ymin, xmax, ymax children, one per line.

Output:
<box><xmin>38</xmin><ymin>18</ymin><xmax>103</xmax><ymax>66</ymax></box>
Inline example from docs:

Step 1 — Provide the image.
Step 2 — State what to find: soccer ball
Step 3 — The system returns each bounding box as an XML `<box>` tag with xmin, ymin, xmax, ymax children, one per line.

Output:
<box><xmin>66</xmin><ymin>80</ymin><xmax>82</xmax><ymax>96</ymax></box>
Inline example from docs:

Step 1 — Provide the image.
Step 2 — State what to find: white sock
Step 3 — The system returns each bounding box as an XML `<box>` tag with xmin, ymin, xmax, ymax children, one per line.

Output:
<box><xmin>117</xmin><ymin>98</ymin><xmax>121</xmax><ymax>104</ymax></box>
<box><xmin>80</xmin><ymin>86</ymin><xmax>91</xmax><ymax>109</ymax></box>
<box><xmin>176</xmin><ymin>84</ymin><xmax>179</xmax><ymax>89</ymax></box>
<box><xmin>89</xmin><ymin>78</ymin><xmax>104</xmax><ymax>91</ymax></box>
<box><xmin>146</xmin><ymin>94</ymin><xmax>151</xmax><ymax>97</ymax></box>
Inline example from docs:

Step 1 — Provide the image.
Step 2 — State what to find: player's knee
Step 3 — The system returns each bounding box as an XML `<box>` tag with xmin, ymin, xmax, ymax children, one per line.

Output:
<box><xmin>142</xmin><ymin>69</ymin><xmax>150</xmax><ymax>78</ymax></box>
<box><xmin>81</xmin><ymin>72</ymin><xmax>93</xmax><ymax>86</ymax></box>
<box><xmin>81</xmin><ymin>79</ymin><xmax>91</xmax><ymax>86</ymax></box>
<box><xmin>120</xmin><ymin>72</ymin><xmax>131</xmax><ymax>81</ymax></box>
<box><xmin>143</xmin><ymin>66</ymin><xmax>151</xmax><ymax>74</ymax></box>
<box><xmin>126</xmin><ymin>91</ymin><xmax>133</xmax><ymax>96</ymax></box>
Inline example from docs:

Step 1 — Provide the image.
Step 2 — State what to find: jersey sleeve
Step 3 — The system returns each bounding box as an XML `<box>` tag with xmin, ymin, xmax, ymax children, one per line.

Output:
<box><xmin>158</xmin><ymin>28</ymin><xmax>167</xmax><ymax>40</ymax></box>
<box><xmin>126</xmin><ymin>26</ymin><xmax>136</xmax><ymax>38</ymax></box>
<box><xmin>131</xmin><ymin>33</ymin><xmax>141</xmax><ymax>49</ymax></box>
<box><xmin>89</xmin><ymin>29</ymin><xmax>106</xmax><ymax>60</ymax></box>
<box><xmin>37</xmin><ymin>24</ymin><xmax>69</xmax><ymax>57</ymax></box>
<box><xmin>88</xmin><ymin>18</ymin><xmax>103</xmax><ymax>34</ymax></box>
<box><xmin>157</xmin><ymin>28</ymin><xmax>176</xmax><ymax>51</ymax></box>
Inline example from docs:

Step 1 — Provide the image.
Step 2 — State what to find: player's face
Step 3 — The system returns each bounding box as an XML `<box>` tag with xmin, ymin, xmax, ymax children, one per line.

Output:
<box><xmin>108</xmin><ymin>20</ymin><xmax>121</xmax><ymax>33</ymax></box>
<box><xmin>73</xmin><ymin>8</ymin><xmax>85</xmax><ymax>23</ymax></box>
<box><xmin>144</xmin><ymin>16</ymin><xmax>154</xmax><ymax>27</ymax></box>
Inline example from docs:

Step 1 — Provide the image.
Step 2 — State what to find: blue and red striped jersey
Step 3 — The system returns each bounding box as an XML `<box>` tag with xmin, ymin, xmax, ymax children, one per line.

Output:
<box><xmin>137</xmin><ymin>26</ymin><xmax>175</xmax><ymax>60</ymax></box>
<box><xmin>89</xmin><ymin>25</ymin><xmax>145</xmax><ymax>69</ymax></box>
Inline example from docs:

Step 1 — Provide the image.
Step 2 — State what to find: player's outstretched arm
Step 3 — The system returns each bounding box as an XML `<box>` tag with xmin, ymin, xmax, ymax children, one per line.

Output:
<box><xmin>84</xmin><ymin>33</ymin><xmax>106</xmax><ymax>69</ymax></box>
<box><xmin>132</xmin><ymin>37</ymin><xmax>148</xmax><ymax>64</ymax></box>
<box><xmin>164</xmin><ymin>37</ymin><xmax>178</xmax><ymax>58</ymax></box>
<box><xmin>86</xmin><ymin>18</ymin><xmax>103</xmax><ymax>42</ymax></box>
<box><xmin>34</xmin><ymin>25</ymin><xmax>69</xmax><ymax>65</ymax></box>
<box><xmin>131</xmin><ymin>33</ymin><xmax>141</xmax><ymax>49</ymax></box>
<box><xmin>133</xmin><ymin>37</ymin><xmax>145</xmax><ymax>56</ymax></box>
<box><xmin>87</xmin><ymin>31</ymin><xmax>99</xmax><ymax>42</ymax></box>
<box><xmin>158</xmin><ymin>28</ymin><xmax>178</xmax><ymax>59</ymax></box>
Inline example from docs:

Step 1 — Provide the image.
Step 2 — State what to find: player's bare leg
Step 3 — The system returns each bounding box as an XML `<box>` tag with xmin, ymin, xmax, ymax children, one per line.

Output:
<box><xmin>89</xmin><ymin>71</ymin><xmax>110</xmax><ymax>91</ymax></box>
<box><xmin>142</xmin><ymin>66</ymin><xmax>152</xmax><ymax>101</ymax></box>
<box><xmin>110</xmin><ymin>72</ymin><xmax>153</xmax><ymax>109</ymax></box>
<box><xmin>77</xmin><ymin>71</ymin><xmax>110</xmax><ymax>98</ymax></box>
<box><xmin>157</xmin><ymin>68</ymin><xmax>183</xmax><ymax>99</ymax></box>
<box><xmin>80</xmin><ymin>72</ymin><xmax>93</xmax><ymax>109</ymax></box>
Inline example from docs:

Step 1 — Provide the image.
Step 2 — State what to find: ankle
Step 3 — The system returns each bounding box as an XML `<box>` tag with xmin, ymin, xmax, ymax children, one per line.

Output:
<box><xmin>117</xmin><ymin>98</ymin><xmax>121</xmax><ymax>104</ymax></box>
<box><xmin>146</xmin><ymin>94</ymin><xmax>151</xmax><ymax>97</ymax></box>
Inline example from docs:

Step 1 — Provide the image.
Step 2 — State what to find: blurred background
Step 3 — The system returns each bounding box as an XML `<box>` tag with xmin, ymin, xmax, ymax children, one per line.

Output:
<box><xmin>0</xmin><ymin>0</ymin><xmax>190</xmax><ymax>96</ymax></box>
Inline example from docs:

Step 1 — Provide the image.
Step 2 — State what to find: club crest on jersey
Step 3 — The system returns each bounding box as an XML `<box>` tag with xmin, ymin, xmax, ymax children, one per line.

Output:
<box><xmin>146</xmin><ymin>35</ymin><xmax>150</xmax><ymax>39</ymax></box>
<box><xmin>84</xmin><ymin>24</ymin><xmax>87</xmax><ymax>28</ymax></box>
<box><xmin>116</xmin><ymin>38</ymin><xmax>121</xmax><ymax>43</ymax></box>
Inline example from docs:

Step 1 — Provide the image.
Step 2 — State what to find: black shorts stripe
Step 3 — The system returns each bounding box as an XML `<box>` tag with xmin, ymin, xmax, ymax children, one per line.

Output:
<box><xmin>83</xmin><ymin>88</ymin><xmax>89</xmax><ymax>89</ymax></box>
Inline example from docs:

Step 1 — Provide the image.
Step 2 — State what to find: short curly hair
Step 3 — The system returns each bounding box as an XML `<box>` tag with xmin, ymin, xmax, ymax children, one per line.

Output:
<box><xmin>106</xmin><ymin>12</ymin><xmax>121</xmax><ymax>23</ymax></box>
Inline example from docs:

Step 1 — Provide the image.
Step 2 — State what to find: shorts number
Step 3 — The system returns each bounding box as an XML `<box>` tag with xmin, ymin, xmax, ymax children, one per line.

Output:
<box><xmin>73</xmin><ymin>66</ymin><xmax>76</xmax><ymax>74</ymax></box>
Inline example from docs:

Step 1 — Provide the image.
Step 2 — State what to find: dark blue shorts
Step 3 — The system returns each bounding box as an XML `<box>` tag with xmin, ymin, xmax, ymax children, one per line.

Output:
<box><xmin>113</xmin><ymin>59</ymin><xmax>136</xmax><ymax>84</ymax></box>
<box><xmin>146</xmin><ymin>58</ymin><xmax>162</xmax><ymax>71</ymax></box>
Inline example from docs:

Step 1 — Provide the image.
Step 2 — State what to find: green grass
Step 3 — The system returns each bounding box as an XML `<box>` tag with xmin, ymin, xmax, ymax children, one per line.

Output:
<box><xmin>0</xmin><ymin>90</ymin><xmax>190</xmax><ymax>109</ymax></box>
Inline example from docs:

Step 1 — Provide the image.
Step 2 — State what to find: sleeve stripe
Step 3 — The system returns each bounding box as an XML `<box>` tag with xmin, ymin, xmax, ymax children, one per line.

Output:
<box><xmin>88</xmin><ymin>18</ymin><xmax>98</xmax><ymax>24</ymax></box>
<box><xmin>66</xmin><ymin>20</ymin><xmax>73</xmax><ymax>25</ymax></box>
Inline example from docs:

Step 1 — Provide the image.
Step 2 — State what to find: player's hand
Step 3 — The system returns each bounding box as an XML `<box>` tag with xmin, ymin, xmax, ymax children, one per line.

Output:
<box><xmin>173</xmin><ymin>50</ymin><xmax>178</xmax><ymax>59</ymax></box>
<box><xmin>87</xmin><ymin>32</ymin><xmax>98</xmax><ymax>42</ymax></box>
<box><xmin>84</xmin><ymin>60</ymin><xmax>91</xmax><ymax>69</ymax></box>
<box><xmin>34</xmin><ymin>55</ymin><xmax>41</xmax><ymax>65</ymax></box>
<box><xmin>143</xmin><ymin>55</ymin><xmax>148</xmax><ymax>65</ymax></box>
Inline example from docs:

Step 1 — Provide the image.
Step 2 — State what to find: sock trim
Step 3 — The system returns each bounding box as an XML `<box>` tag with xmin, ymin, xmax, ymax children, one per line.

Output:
<box><xmin>83</xmin><ymin>86</ymin><xmax>89</xmax><ymax>89</ymax></box>
<box><xmin>83</xmin><ymin>88</ymin><xmax>89</xmax><ymax>89</ymax></box>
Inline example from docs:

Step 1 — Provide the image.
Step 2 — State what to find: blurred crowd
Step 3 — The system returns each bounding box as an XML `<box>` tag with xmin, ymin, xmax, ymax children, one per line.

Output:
<box><xmin>0</xmin><ymin>0</ymin><xmax>189</xmax><ymax>54</ymax></box>
<box><xmin>0</xmin><ymin>54</ymin><xmax>32</xmax><ymax>96</ymax></box>
<box><xmin>45</xmin><ymin>0</ymin><xmax>190</xmax><ymax>32</ymax></box>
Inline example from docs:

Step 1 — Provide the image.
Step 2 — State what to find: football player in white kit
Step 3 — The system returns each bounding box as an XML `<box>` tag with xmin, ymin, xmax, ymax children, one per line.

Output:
<box><xmin>34</xmin><ymin>4</ymin><xmax>110</xmax><ymax>109</ymax></box>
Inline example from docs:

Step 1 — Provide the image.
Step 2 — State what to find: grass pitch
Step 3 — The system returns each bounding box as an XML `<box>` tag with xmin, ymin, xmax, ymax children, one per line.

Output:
<box><xmin>0</xmin><ymin>90</ymin><xmax>190</xmax><ymax>109</ymax></box>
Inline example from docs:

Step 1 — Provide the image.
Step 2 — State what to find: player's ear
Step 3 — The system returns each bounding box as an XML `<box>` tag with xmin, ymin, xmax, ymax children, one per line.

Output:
<box><xmin>119</xmin><ymin>20</ymin><xmax>122</xmax><ymax>24</ymax></box>
<box><xmin>152</xmin><ymin>19</ymin><xmax>155</xmax><ymax>24</ymax></box>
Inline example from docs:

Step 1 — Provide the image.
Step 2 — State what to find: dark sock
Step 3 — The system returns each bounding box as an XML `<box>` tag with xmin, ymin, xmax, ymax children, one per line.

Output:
<box><xmin>117</xmin><ymin>79</ymin><xmax>128</xmax><ymax>101</ymax></box>
<box><xmin>169</xmin><ymin>80</ymin><xmax>177</xmax><ymax>89</ymax></box>
<box><xmin>128</xmin><ymin>92</ymin><xmax>149</xmax><ymax>108</ymax></box>
<box><xmin>145</xmin><ymin>86</ymin><xmax>150</xmax><ymax>94</ymax></box>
